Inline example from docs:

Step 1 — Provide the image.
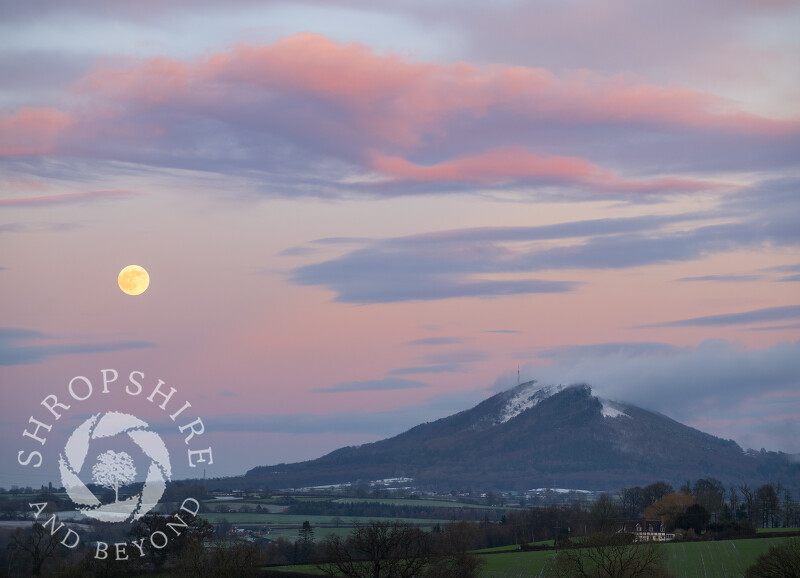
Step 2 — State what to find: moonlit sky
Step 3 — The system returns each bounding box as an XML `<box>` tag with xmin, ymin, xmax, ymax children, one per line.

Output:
<box><xmin>1</xmin><ymin>0</ymin><xmax>799</xmax><ymax>488</ymax></box>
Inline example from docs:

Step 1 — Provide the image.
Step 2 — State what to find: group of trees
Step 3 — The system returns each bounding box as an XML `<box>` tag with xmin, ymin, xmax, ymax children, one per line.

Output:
<box><xmin>1</xmin><ymin>511</ymin><xmax>220</xmax><ymax>576</ymax></box>
<box><xmin>320</xmin><ymin>520</ymin><xmax>484</xmax><ymax>578</ymax></box>
<box><xmin>9</xmin><ymin>516</ymin><xmax>797</xmax><ymax>578</ymax></box>
<box><xmin>0</xmin><ymin>484</ymin><xmax>212</xmax><ymax>526</ymax></box>
<box><xmin>631</xmin><ymin>479</ymin><xmax>800</xmax><ymax>531</ymax></box>
<box><xmin>0</xmin><ymin>518</ymin><xmax>485</xmax><ymax>578</ymax></box>
<box><xmin>318</xmin><ymin>519</ymin><xmax>678</xmax><ymax>578</ymax></box>
<box><xmin>283</xmin><ymin>499</ymin><xmax>503</xmax><ymax>522</ymax></box>
<box><xmin>1</xmin><ymin>477</ymin><xmax>798</xmax><ymax>576</ymax></box>
<box><xmin>471</xmin><ymin>478</ymin><xmax>799</xmax><ymax>549</ymax></box>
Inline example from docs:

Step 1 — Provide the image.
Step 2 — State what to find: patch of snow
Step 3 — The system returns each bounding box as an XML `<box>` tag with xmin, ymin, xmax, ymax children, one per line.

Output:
<box><xmin>600</xmin><ymin>398</ymin><xmax>630</xmax><ymax>419</ymax></box>
<box><xmin>528</xmin><ymin>488</ymin><xmax>594</xmax><ymax>495</ymax></box>
<box><xmin>371</xmin><ymin>477</ymin><xmax>414</xmax><ymax>485</ymax></box>
<box><xmin>292</xmin><ymin>482</ymin><xmax>352</xmax><ymax>492</ymax></box>
<box><xmin>497</xmin><ymin>383</ymin><xmax>566</xmax><ymax>424</ymax></box>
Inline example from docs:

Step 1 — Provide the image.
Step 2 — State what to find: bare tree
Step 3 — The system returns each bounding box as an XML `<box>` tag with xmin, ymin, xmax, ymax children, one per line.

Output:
<box><xmin>8</xmin><ymin>524</ymin><xmax>61</xmax><ymax>576</ymax></box>
<box><xmin>782</xmin><ymin>488</ymin><xmax>795</xmax><ymax>528</ymax></box>
<box><xmin>643</xmin><ymin>482</ymin><xmax>674</xmax><ymax>510</ymax></box>
<box><xmin>92</xmin><ymin>450</ymin><xmax>136</xmax><ymax>503</ymax></box>
<box><xmin>425</xmin><ymin>520</ymin><xmax>484</xmax><ymax>578</ymax></box>
<box><xmin>619</xmin><ymin>487</ymin><xmax>645</xmax><ymax>519</ymax></box>
<box><xmin>319</xmin><ymin>521</ymin><xmax>430</xmax><ymax>578</ymax></box>
<box><xmin>728</xmin><ymin>486</ymin><xmax>740</xmax><ymax>520</ymax></box>
<box><xmin>553</xmin><ymin>532</ymin><xmax>671</xmax><ymax>578</ymax></box>
<box><xmin>739</xmin><ymin>484</ymin><xmax>755</xmax><ymax>524</ymax></box>
<box><xmin>127</xmin><ymin>510</ymin><xmax>213</xmax><ymax>571</ymax></box>
<box><xmin>692</xmin><ymin>478</ymin><xmax>725</xmax><ymax>522</ymax></box>
<box><xmin>175</xmin><ymin>538</ymin><xmax>263</xmax><ymax>578</ymax></box>
<box><xmin>755</xmin><ymin>484</ymin><xmax>779</xmax><ymax>528</ymax></box>
<box><xmin>745</xmin><ymin>537</ymin><xmax>800</xmax><ymax>577</ymax></box>
<box><xmin>590</xmin><ymin>494</ymin><xmax>621</xmax><ymax>533</ymax></box>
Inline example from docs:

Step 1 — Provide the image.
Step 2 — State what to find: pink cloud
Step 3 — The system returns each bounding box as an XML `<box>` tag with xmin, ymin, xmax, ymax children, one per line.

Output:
<box><xmin>2</xmin><ymin>33</ymin><xmax>795</xmax><ymax>192</ymax></box>
<box><xmin>76</xmin><ymin>56</ymin><xmax>192</xmax><ymax>107</ymax></box>
<box><xmin>191</xmin><ymin>35</ymin><xmax>793</xmax><ymax>143</ymax></box>
<box><xmin>371</xmin><ymin>147</ymin><xmax>722</xmax><ymax>192</ymax></box>
<box><xmin>1</xmin><ymin>178</ymin><xmax>53</xmax><ymax>192</ymax></box>
<box><xmin>0</xmin><ymin>107</ymin><xmax>74</xmax><ymax>155</ymax></box>
<box><xmin>0</xmin><ymin>189</ymin><xmax>141</xmax><ymax>207</ymax></box>
<box><xmin>200</xmin><ymin>34</ymin><xmax>795</xmax><ymax>134</ymax></box>
<box><xmin>371</xmin><ymin>147</ymin><xmax>606</xmax><ymax>185</ymax></box>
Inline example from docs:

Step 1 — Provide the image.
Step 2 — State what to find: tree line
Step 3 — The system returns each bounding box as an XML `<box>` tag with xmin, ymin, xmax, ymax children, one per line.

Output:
<box><xmin>620</xmin><ymin>479</ymin><xmax>800</xmax><ymax>529</ymax></box>
<box><xmin>283</xmin><ymin>499</ymin><xmax>504</xmax><ymax>522</ymax></box>
<box><xmin>1</xmin><ymin>477</ymin><xmax>798</xmax><ymax>576</ymax></box>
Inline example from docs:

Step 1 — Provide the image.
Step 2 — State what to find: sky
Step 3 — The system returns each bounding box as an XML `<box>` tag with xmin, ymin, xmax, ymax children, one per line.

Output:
<box><xmin>1</xmin><ymin>0</ymin><xmax>799</xmax><ymax>490</ymax></box>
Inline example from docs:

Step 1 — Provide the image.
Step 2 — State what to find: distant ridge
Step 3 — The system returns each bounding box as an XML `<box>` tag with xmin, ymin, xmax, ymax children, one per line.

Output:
<box><xmin>238</xmin><ymin>381</ymin><xmax>800</xmax><ymax>492</ymax></box>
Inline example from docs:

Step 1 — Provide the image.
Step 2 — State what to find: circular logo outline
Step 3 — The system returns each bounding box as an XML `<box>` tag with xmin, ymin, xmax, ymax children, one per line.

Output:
<box><xmin>58</xmin><ymin>411</ymin><xmax>172</xmax><ymax>523</ymax></box>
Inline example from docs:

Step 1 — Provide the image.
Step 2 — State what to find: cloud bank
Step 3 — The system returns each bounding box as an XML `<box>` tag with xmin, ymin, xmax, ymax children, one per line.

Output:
<box><xmin>0</xmin><ymin>327</ymin><xmax>156</xmax><ymax>365</ymax></box>
<box><xmin>521</xmin><ymin>339</ymin><xmax>800</xmax><ymax>454</ymax></box>
<box><xmin>2</xmin><ymin>33</ymin><xmax>797</xmax><ymax>200</ymax></box>
<box><xmin>290</xmin><ymin>188</ymin><xmax>800</xmax><ymax>303</ymax></box>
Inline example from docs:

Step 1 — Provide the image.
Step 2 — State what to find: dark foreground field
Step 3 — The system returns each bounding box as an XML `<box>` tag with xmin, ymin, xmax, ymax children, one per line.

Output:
<box><xmin>273</xmin><ymin>535</ymin><xmax>793</xmax><ymax>577</ymax></box>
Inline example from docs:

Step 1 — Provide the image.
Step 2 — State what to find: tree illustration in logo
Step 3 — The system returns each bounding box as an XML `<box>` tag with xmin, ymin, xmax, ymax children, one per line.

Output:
<box><xmin>60</xmin><ymin>412</ymin><xmax>172</xmax><ymax>522</ymax></box>
<box><xmin>91</xmin><ymin>450</ymin><xmax>137</xmax><ymax>503</ymax></box>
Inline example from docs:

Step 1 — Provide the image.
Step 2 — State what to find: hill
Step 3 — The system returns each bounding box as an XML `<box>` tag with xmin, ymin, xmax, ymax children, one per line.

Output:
<box><xmin>238</xmin><ymin>382</ymin><xmax>800</xmax><ymax>492</ymax></box>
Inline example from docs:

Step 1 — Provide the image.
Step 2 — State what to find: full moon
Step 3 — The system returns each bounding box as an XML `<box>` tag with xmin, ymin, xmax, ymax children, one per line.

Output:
<box><xmin>118</xmin><ymin>265</ymin><xmax>149</xmax><ymax>296</ymax></box>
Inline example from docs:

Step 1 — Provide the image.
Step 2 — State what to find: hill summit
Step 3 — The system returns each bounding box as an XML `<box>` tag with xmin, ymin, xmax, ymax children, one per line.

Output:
<box><xmin>242</xmin><ymin>381</ymin><xmax>799</xmax><ymax>492</ymax></box>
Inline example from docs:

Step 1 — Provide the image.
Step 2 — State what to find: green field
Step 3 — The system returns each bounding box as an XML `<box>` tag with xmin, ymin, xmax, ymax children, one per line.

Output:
<box><xmin>475</xmin><ymin>542</ymin><xmax>554</xmax><ymax>553</ymax></box>
<box><xmin>198</xmin><ymin>498</ymin><xmax>481</xmax><ymax>545</ymax></box>
<box><xmin>273</xmin><ymin>537</ymin><xmax>791</xmax><ymax>577</ymax></box>
<box><xmin>272</xmin><ymin>550</ymin><xmax>555</xmax><ymax>577</ymax></box>
<box><xmin>252</xmin><ymin>526</ymin><xmax>354</xmax><ymax>542</ymax></box>
<box><xmin>201</xmin><ymin>510</ymin><xmax>446</xmax><ymax>548</ymax></box>
<box><xmin>199</xmin><ymin>512</ymin><xmax>447</xmax><ymax>529</ymax></box>
<box><xmin>756</xmin><ymin>526</ymin><xmax>799</xmax><ymax>533</ymax></box>
<box><xmin>332</xmin><ymin>497</ymin><xmax>503</xmax><ymax>509</ymax></box>
<box><xmin>663</xmin><ymin>538</ymin><xmax>786</xmax><ymax>578</ymax></box>
<box><xmin>270</xmin><ymin>564</ymin><xmax>328</xmax><ymax>575</ymax></box>
<box><xmin>480</xmin><ymin>549</ymin><xmax>555</xmax><ymax>577</ymax></box>
<box><xmin>477</xmin><ymin>537</ymin><xmax>790</xmax><ymax>578</ymax></box>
